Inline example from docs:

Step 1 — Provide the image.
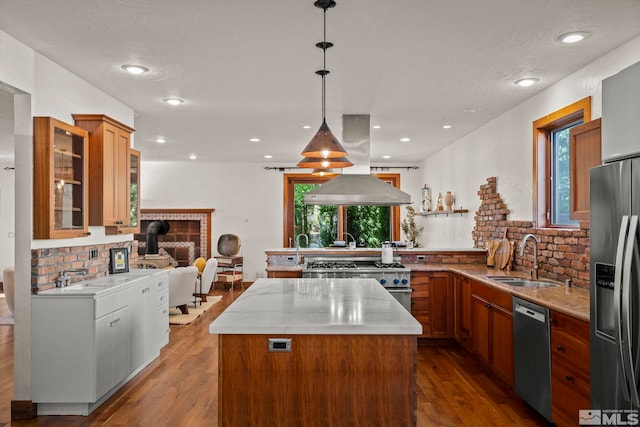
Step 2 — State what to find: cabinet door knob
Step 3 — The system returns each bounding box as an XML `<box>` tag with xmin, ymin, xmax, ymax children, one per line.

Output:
<box><xmin>566</xmin><ymin>375</ymin><xmax>574</xmax><ymax>382</ymax></box>
<box><xmin>557</xmin><ymin>345</ymin><xmax>565</xmax><ymax>352</ymax></box>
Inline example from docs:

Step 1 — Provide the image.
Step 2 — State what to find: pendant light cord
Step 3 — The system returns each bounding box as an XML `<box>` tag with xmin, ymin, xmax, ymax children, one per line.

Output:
<box><xmin>322</xmin><ymin>6</ymin><xmax>327</xmax><ymax>122</ymax></box>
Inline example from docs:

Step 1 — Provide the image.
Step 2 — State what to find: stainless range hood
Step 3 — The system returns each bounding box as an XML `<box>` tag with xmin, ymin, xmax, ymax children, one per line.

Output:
<box><xmin>304</xmin><ymin>174</ymin><xmax>412</xmax><ymax>205</ymax></box>
<box><xmin>303</xmin><ymin>115</ymin><xmax>412</xmax><ymax>206</ymax></box>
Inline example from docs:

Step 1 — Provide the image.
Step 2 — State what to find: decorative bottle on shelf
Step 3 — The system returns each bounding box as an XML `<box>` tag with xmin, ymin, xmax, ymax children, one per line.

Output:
<box><xmin>444</xmin><ymin>191</ymin><xmax>454</xmax><ymax>211</ymax></box>
<box><xmin>437</xmin><ymin>192</ymin><xmax>443</xmax><ymax>211</ymax></box>
<box><xmin>420</xmin><ymin>184</ymin><xmax>431</xmax><ymax>212</ymax></box>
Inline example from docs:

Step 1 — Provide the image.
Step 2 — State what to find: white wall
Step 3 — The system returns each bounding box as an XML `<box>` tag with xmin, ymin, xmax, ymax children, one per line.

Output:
<box><xmin>141</xmin><ymin>161</ymin><xmax>424</xmax><ymax>278</ymax></box>
<box><xmin>0</xmin><ymin>29</ymin><xmax>135</xmax><ymax>401</ymax></box>
<box><xmin>0</xmin><ymin>161</ymin><xmax>15</xmax><ymax>272</ymax></box>
<box><xmin>420</xmin><ymin>35</ymin><xmax>640</xmax><ymax>248</ymax></box>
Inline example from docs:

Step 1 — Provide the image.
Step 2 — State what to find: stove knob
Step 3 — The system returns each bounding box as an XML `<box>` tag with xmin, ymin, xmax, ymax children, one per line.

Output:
<box><xmin>393</xmin><ymin>277</ymin><xmax>400</xmax><ymax>285</ymax></box>
<box><xmin>401</xmin><ymin>277</ymin><xmax>408</xmax><ymax>285</ymax></box>
<box><xmin>380</xmin><ymin>277</ymin><xmax>387</xmax><ymax>285</ymax></box>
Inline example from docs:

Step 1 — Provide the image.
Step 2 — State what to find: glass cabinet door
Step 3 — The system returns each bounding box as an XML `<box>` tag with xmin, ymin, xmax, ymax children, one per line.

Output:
<box><xmin>33</xmin><ymin>117</ymin><xmax>89</xmax><ymax>239</ymax></box>
<box><xmin>53</xmin><ymin>126</ymin><xmax>86</xmax><ymax>231</ymax></box>
<box><xmin>128</xmin><ymin>149</ymin><xmax>140</xmax><ymax>231</ymax></box>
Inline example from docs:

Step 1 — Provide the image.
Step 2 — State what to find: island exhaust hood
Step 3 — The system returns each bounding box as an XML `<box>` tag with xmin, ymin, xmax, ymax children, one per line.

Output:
<box><xmin>303</xmin><ymin>115</ymin><xmax>412</xmax><ymax>206</ymax></box>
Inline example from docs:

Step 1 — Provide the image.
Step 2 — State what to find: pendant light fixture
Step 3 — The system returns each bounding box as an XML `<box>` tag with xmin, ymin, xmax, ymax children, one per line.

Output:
<box><xmin>298</xmin><ymin>0</ymin><xmax>350</xmax><ymax>170</ymax></box>
<box><xmin>298</xmin><ymin>156</ymin><xmax>353</xmax><ymax>169</ymax></box>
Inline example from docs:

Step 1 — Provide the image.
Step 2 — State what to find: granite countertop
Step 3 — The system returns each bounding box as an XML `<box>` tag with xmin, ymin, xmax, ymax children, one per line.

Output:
<box><xmin>209</xmin><ymin>278</ymin><xmax>423</xmax><ymax>335</ymax></box>
<box><xmin>408</xmin><ymin>263</ymin><xmax>590</xmax><ymax>322</ymax></box>
<box><xmin>33</xmin><ymin>269</ymin><xmax>166</xmax><ymax>298</ymax></box>
<box><xmin>265</xmin><ymin>247</ymin><xmax>485</xmax><ymax>254</ymax></box>
<box><xmin>265</xmin><ymin>261</ymin><xmax>590</xmax><ymax>322</ymax></box>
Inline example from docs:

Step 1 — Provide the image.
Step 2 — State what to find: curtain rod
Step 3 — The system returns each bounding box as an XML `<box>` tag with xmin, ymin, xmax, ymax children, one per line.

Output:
<box><xmin>264</xmin><ymin>166</ymin><xmax>419</xmax><ymax>172</ymax></box>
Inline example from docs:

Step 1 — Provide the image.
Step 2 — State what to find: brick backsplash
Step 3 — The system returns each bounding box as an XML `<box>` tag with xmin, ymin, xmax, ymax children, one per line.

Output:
<box><xmin>31</xmin><ymin>240</ymin><xmax>139</xmax><ymax>292</ymax></box>
<box><xmin>472</xmin><ymin>177</ymin><xmax>590</xmax><ymax>288</ymax></box>
<box><xmin>399</xmin><ymin>251</ymin><xmax>486</xmax><ymax>265</ymax></box>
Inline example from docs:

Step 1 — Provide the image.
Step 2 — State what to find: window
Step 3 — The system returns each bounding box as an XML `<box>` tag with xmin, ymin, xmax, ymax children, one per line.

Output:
<box><xmin>283</xmin><ymin>174</ymin><xmax>401</xmax><ymax>247</ymax></box>
<box><xmin>550</xmin><ymin>122</ymin><xmax>582</xmax><ymax>226</ymax></box>
<box><xmin>533</xmin><ymin>97</ymin><xmax>591</xmax><ymax>228</ymax></box>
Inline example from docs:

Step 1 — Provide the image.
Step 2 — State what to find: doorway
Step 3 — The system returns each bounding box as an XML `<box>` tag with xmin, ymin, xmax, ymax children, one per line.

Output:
<box><xmin>0</xmin><ymin>87</ymin><xmax>15</xmax><ymax>297</ymax></box>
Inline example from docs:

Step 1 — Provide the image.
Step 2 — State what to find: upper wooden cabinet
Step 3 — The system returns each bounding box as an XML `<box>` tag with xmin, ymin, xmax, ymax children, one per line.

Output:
<box><xmin>569</xmin><ymin>118</ymin><xmax>601</xmax><ymax>221</ymax></box>
<box><xmin>73</xmin><ymin>114</ymin><xmax>139</xmax><ymax>234</ymax></box>
<box><xmin>33</xmin><ymin>117</ymin><xmax>90</xmax><ymax>239</ymax></box>
<box><xmin>118</xmin><ymin>148</ymin><xmax>140</xmax><ymax>235</ymax></box>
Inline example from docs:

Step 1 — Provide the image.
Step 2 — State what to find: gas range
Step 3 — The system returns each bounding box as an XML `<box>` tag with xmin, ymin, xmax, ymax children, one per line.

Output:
<box><xmin>302</xmin><ymin>256</ymin><xmax>411</xmax><ymax>288</ymax></box>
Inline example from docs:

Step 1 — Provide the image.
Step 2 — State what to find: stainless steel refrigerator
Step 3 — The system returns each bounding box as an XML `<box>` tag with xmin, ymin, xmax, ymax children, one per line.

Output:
<box><xmin>590</xmin><ymin>59</ymin><xmax>640</xmax><ymax>411</ymax></box>
<box><xmin>590</xmin><ymin>158</ymin><xmax>640</xmax><ymax>410</ymax></box>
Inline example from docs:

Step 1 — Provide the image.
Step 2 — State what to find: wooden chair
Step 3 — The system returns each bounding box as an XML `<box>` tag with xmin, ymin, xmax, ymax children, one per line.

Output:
<box><xmin>168</xmin><ymin>266</ymin><xmax>198</xmax><ymax>314</ymax></box>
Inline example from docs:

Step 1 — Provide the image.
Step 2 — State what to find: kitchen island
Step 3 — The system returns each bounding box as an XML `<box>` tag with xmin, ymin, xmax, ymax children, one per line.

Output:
<box><xmin>209</xmin><ymin>278</ymin><xmax>422</xmax><ymax>427</ymax></box>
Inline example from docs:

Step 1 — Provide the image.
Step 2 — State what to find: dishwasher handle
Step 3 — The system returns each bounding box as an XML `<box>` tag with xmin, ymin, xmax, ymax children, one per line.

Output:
<box><xmin>515</xmin><ymin>304</ymin><xmax>546</xmax><ymax>323</ymax></box>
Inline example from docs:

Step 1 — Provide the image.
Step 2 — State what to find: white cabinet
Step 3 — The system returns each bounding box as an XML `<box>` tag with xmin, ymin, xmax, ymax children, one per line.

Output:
<box><xmin>128</xmin><ymin>273</ymin><xmax>169</xmax><ymax>369</ymax></box>
<box><xmin>32</xmin><ymin>270</ymin><xmax>169</xmax><ymax>415</ymax></box>
<box><xmin>96</xmin><ymin>306</ymin><xmax>130</xmax><ymax>398</ymax></box>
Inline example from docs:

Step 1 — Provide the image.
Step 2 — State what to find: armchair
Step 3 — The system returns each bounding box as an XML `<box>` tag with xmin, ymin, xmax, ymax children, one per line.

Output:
<box><xmin>168</xmin><ymin>266</ymin><xmax>198</xmax><ymax>314</ymax></box>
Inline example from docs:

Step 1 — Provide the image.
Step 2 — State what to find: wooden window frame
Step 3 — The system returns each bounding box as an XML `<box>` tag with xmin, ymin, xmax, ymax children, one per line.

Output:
<box><xmin>533</xmin><ymin>97</ymin><xmax>591</xmax><ymax>228</ymax></box>
<box><xmin>283</xmin><ymin>173</ymin><xmax>401</xmax><ymax>247</ymax></box>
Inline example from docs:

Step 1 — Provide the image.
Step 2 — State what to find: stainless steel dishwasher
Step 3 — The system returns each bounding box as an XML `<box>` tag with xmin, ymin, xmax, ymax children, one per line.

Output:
<box><xmin>512</xmin><ymin>296</ymin><xmax>552</xmax><ymax>422</ymax></box>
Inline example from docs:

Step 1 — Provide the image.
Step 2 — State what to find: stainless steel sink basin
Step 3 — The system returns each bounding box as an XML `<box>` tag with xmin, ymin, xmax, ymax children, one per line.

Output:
<box><xmin>488</xmin><ymin>277</ymin><xmax>557</xmax><ymax>288</ymax></box>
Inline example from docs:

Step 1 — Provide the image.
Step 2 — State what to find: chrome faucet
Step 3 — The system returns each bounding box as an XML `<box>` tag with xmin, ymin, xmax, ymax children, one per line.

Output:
<box><xmin>342</xmin><ymin>232</ymin><xmax>356</xmax><ymax>247</ymax></box>
<box><xmin>57</xmin><ymin>268</ymin><xmax>88</xmax><ymax>287</ymax></box>
<box><xmin>519</xmin><ymin>234</ymin><xmax>539</xmax><ymax>280</ymax></box>
<box><xmin>295</xmin><ymin>233</ymin><xmax>309</xmax><ymax>265</ymax></box>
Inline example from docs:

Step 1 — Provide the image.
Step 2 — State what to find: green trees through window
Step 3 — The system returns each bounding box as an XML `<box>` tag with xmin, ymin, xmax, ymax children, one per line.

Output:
<box><xmin>293</xmin><ymin>184</ymin><xmax>391</xmax><ymax>248</ymax></box>
<box><xmin>551</xmin><ymin>124</ymin><xmax>581</xmax><ymax>226</ymax></box>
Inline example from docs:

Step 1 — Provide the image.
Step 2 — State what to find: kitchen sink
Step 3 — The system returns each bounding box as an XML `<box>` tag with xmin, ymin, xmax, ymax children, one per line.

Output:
<box><xmin>488</xmin><ymin>277</ymin><xmax>557</xmax><ymax>288</ymax></box>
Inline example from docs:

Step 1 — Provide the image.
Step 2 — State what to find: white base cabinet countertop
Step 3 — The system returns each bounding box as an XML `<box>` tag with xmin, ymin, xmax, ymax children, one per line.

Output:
<box><xmin>31</xmin><ymin>269</ymin><xmax>170</xmax><ymax>416</ymax></box>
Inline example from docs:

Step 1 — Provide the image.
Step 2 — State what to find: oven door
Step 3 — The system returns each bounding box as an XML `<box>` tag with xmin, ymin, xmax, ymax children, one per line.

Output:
<box><xmin>387</xmin><ymin>288</ymin><xmax>412</xmax><ymax>312</ymax></box>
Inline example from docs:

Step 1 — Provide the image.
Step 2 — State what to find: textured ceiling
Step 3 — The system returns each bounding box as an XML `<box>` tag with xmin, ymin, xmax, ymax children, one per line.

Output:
<box><xmin>1</xmin><ymin>0</ymin><xmax>640</xmax><ymax>164</ymax></box>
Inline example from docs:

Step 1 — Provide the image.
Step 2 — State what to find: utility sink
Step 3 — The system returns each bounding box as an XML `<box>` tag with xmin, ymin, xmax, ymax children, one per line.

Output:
<box><xmin>488</xmin><ymin>277</ymin><xmax>557</xmax><ymax>288</ymax></box>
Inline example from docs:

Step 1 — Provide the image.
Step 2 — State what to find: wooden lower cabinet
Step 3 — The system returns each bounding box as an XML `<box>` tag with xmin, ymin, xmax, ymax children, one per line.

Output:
<box><xmin>267</xmin><ymin>270</ymin><xmax>302</xmax><ymax>278</ymax></box>
<box><xmin>550</xmin><ymin>310</ymin><xmax>590</xmax><ymax>427</ymax></box>
<box><xmin>411</xmin><ymin>271</ymin><xmax>453</xmax><ymax>339</ymax></box>
<box><xmin>454</xmin><ymin>274</ymin><xmax>472</xmax><ymax>350</ymax></box>
<box><xmin>218</xmin><ymin>334</ymin><xmax>417</xmax><ymax>427</ymax></box>
<box><xmin>470</xmin><ymin>279</ymin><xmax>514</xmax><ymax>386</ymax></box>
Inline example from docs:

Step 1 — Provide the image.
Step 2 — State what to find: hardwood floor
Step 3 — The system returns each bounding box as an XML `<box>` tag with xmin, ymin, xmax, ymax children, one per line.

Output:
<box><xmin>0</xmin><ymin>290</ymin><xmax>551</xmax><ymax>426</ymax></box>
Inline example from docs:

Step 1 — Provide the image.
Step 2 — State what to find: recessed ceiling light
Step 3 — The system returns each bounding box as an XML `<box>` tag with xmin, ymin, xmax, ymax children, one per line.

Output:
<box><xmin>302</xmin><ymin>125</ymin><xmax>311</xmax><ymax>129</ymax></box>
<box><xmin>514</xmin><ymin>78</ymin><xmax>540</xmax><ymax>87</ymax></box>
<box><xmin>121</xmin><ymin>64</ymin><xmax>149</xmax><ymax>74</ymax></box>
<box><xmin>249</xmin><ymin>138</ymin><xmax>261</xmax><ymax>142</ymax></box>
<box><xmin>155</xmin><ymin>137</ymin><xmax>167</xmax><ymax>143</ymax></box>
<box><xmin>464</xmin><ymin>107</ymin><xmax>482</xmax><ymax>113</ymax></box>
<box><xmin>189</xmin><ymin>154</ymin><xmax>197</xmax><ymax>160</ymax></box>
<box><xmin>382</xmin><ymin>155</ymin><xmax>391</xmax><ymax>159</ymax></box>
<box><xmin>443</xmin><ymin>125</ymin><xmax>452</xmax><ymax>129</ymax></box>
<box><xmin>558</xmin><ymin>31</ymin><xmax>590</xmax><ymax>44</ymax></box>
<box><xmin>400</xmin><ymin>137</ymin><xmax>411</xmax><ymax>143</ymax></box>
<box><xmin>163</xmin><ymin>97</ymin><xmax>184</xmax><ymax>106</ymax></box>
<box><xmin>264</xmin><ymin>155</ymin><xmax>273</xmax><ymax>159</ymax></box>
<box><xmin>373</xmin><ymin>125</ymin><xmax>381</xmax><ymax>129</ymax></box>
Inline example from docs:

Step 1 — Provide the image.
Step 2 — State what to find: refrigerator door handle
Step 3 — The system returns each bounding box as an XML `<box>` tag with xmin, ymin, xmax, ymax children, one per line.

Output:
<box><xmin>615</xmin><ymin>215</ymin><xmax>632</xmax><ymax>402</ymax></box>
<box><xmin>622</xmin><ymin>215</ymin><xmax>640</xmax><ymax>407</ymax></box>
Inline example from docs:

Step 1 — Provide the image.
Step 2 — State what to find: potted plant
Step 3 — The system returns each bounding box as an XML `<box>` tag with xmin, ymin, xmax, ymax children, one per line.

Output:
<box><xmin>401</xmin><ymin>205</ymin><xmax>423</xmax><ymax>248</ymax></box>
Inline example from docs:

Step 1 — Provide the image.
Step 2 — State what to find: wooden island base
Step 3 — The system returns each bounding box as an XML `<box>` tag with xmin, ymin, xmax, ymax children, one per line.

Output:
<box><xmin>218</xmin><ymin>334</ymin><xmax>417</xmax><ymax>427</ymax></box>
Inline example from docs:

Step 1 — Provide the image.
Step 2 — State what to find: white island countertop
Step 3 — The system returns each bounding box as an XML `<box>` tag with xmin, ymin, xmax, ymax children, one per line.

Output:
<box><xmin>209</xmin><ymin>278</ymin><xmax>422</xmax><ymax>335</ymax></box>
